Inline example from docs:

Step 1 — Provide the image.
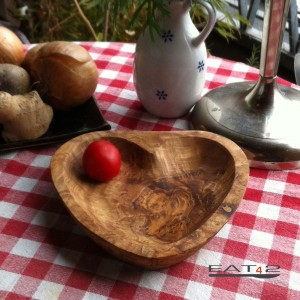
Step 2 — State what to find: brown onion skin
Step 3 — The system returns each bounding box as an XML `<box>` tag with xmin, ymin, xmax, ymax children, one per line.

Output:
<box><xmin>22</xmin><ymin>43</ymin><xmax>45</xmax><ymax>71</ymax></box>
<box><xmin>23</xmin><ymin>41</ymin><xmax>99</xmax><ymax>110</ymax></box>
<box><xmin>0</xmin><ymin>26</ymin><xmax>25</xmax><ymax>65</ymax></box>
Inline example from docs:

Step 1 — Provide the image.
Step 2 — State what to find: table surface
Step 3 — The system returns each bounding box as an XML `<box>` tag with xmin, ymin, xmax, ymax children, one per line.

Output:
<box><xmin>0</xmin><ymin>42</ymin><xmax>300</xmax><ymax>300</ymax></box>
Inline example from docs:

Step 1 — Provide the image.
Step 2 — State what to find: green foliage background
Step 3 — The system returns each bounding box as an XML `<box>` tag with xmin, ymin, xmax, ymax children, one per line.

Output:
<box><xmin>14</xmin><ymin>0</ymin><xmax>244</xmax><ymax>43</ymax></box>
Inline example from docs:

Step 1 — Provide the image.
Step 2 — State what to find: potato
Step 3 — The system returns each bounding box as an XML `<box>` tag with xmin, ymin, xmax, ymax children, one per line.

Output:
<box><xmin>0</xmin><ymin>63</ymin><xmax>31</xmax><ymax>95</ymax></box>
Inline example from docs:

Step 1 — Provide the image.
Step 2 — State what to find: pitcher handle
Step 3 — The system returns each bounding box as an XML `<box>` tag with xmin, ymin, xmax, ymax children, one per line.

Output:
<box><xmin>192</xmin><ymin>0</ymin><xmax>216</xmax><ymax>47</ymax></box>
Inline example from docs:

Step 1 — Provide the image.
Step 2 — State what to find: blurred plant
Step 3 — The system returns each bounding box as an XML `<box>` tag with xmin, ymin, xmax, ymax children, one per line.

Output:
<box><xmin>246</xmin><ymin>43</ymin><xmax>260</xmax><ymax>67</ymax></box>
<box><xmin>10</xmin><ymin>0</ymin><xmax>247</xmax><ymax>43</ymax></box>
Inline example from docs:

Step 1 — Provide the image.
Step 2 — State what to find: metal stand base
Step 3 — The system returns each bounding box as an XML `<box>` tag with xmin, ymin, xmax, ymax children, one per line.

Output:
<box><xmin>189</xmin><ymin>0</ymin><xmax>300</xmax><ymax>170</ymax></box>
<box><xmin>190</xmin><ymin>79</ymin><xmax>300</xmax><ymax>169</ymax></box>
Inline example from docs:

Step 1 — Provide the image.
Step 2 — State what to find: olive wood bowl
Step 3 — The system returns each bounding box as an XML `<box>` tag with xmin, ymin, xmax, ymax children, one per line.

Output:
<box><xmin>51</xmin><ymin>131</ymin><xmax>249</xmax><ymax>269</ymax></box>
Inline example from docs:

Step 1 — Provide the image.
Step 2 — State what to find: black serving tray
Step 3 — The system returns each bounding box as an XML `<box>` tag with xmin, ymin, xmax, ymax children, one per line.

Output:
<box><xmin>0</xmin><ymin>96</ymin><xmax>111</xmax><ymax>152</ymax></box>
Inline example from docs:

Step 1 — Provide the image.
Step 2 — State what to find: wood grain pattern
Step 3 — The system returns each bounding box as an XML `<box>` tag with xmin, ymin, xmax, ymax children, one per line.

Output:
<box><xmin>50</xmin><ymin>131</ymin><xmax>249</xmax><ymax>269</ymax></box>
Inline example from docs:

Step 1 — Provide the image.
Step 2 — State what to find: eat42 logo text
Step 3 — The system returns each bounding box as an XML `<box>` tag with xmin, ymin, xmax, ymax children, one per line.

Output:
<box><xmin>208</xmin><ymin>264</ymin><xmax>280</xmax><ymax>278</ymax></box>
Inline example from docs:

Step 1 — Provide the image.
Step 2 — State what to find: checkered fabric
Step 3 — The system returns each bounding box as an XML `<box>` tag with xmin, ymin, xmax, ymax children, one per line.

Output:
<box><xmin>0</xmin><ymin>42</ymin><xmax>300</xmax><ymax>300</ymax></box>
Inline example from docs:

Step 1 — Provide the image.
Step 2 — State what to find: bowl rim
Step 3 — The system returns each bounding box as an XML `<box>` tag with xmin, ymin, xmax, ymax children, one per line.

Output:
<box><xmin>51</xmin><ymin>130</ymin><xmax>249</xmax><ymax>261</ymax></box>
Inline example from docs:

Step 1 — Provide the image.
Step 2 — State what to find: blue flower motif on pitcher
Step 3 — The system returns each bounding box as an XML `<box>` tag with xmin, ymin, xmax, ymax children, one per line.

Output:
<box><xmin>156</xmin><ymin>90</ymin><xmax>168</xmax><ymax>100</ymax></box>
<box><xmin>197</xmin><ymin>60</ymin><xmax>205</xmax><ymax>72</ymax></box>
<box><xmin>162</xmin><ymin>30</ymin><xmax>173</xmax><ymax>42</ymax></box>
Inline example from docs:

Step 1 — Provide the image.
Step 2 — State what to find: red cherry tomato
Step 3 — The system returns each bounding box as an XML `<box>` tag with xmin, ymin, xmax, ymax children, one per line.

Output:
<box><xmin>82</xmin><ymin>140</ymin><xmax>121</xmax><ymax>182</ymax></box>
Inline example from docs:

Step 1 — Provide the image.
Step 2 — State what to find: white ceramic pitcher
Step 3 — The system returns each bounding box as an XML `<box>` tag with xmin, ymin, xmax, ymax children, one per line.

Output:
<box><xmin>134</xmin><ymin>0</ymin><xmax>216</xmax><ymax>118</ymax></box>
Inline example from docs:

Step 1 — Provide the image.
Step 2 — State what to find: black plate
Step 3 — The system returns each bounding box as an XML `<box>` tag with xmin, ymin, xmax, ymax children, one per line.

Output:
<box><xmin>0</xmin><ymin>97</ymin><xmax>111</xmax><ymax>152</ymax></box>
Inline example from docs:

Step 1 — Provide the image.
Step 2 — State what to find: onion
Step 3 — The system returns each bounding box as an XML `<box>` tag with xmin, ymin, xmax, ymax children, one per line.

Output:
<box><xmin>0</xmin><ymin>26</ymin><xmax>25</xmax><ymax>65</ymax></box>
<box><xmin>23</xmin><ymin>41</ymin><xmax>99</xmax><ymax>110</ymax></box>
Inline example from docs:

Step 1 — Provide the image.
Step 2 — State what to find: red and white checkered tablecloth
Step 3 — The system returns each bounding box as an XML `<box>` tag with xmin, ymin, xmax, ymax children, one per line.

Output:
<box><xmin>0</xmin><ymin>41</ymin><xmax>300</xmax><ymax>299</ymax></box>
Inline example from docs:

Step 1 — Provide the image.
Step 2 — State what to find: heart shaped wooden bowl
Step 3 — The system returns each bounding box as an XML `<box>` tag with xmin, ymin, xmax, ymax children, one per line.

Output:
<box><xmin>51</xmin><ymin>131</ymin><xmax>249</xmax><ymax>269</ymax></box>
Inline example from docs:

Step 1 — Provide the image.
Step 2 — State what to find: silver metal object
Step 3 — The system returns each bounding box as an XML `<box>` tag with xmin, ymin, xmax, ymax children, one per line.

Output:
<box><xmin>295</xmin><ymin>53</ymin><xmax>300</xmax><ymax>85</ymax></box>
<box><xmin>190</xmin><ymin>0</ymin><xmax>300</xmax><ymax>170</ymax></box>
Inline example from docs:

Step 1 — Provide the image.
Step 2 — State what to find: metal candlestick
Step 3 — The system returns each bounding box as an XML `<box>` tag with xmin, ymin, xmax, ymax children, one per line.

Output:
<box><xmin>190</xmin><ymin>0</ymin><xmax>300</xmax><ymax>170</ymax></box>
